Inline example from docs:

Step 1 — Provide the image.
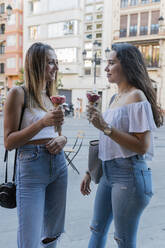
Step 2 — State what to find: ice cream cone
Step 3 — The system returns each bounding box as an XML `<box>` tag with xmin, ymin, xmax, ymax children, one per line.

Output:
<box><xmin>50</xmin><ymin>95</ymin><xmax>66</xmax><ymax>135</ymax></box>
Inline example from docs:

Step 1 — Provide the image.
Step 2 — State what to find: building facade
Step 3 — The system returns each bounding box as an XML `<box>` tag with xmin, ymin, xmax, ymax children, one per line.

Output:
<box><xmin>23</xmin><ymin>0</ymin><xmax>165</xmax><ymax>112</ymax></box>
<box><xmin>23</xmin><ymin>0</ymin><xmax>114</xmax><ymax>112</ymax></box>
<box><xmin>112</xmin><ymin>0</ymin><xmax>165</xmax><ymax>111</ymax></box>
<box><xmin>0</xmin><ymin>0</ymin><xmax>23</xmax><ymax>100</ymax></box>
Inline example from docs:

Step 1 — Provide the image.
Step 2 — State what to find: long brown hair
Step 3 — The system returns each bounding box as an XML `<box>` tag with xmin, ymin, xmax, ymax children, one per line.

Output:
<box><xmin>25</xmin><ymin>42</ymin><xmax>57</xmax><ymax>110</ymax></box>
<box><xmin>112</xmin><ymin>43</ymin><xmax>164</xmax><ymax>127</ymax></box>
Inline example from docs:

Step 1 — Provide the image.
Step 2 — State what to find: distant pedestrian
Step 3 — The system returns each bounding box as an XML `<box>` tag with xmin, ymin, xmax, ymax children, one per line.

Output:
<box><xmin>4</xmin><ymin>42</ymin><xmax>68</xmax><ymax>248</ymax></box>
<box><xmin>81</xmin><ymin>43</ymin><xmax>163</xmax><ymax>248</ymax></box>
<box><xmin>74</xmin><ymin>97</ymin><xmax>81</xmax><ymax>119</ymax></box>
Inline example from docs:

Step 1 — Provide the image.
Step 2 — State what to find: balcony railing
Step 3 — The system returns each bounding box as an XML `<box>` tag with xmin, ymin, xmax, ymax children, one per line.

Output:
<box><xmin>150</xmin><ymin>27</ymin><xmax>159</xmax><ymax>34</ymax></box>
<box><xmin>120</xmin><ymin>29</ymin><xmax>127</xmax><ymax>37</ymax></box>
<box><xmin>140</xmin><ymin>26</ymin><xmax>148</xmax><ymax>35</ymax></box>
<box><xmin>146</xmin><ymin>60</ymin><xmax>159</xmax><ymax>68</ymax></box>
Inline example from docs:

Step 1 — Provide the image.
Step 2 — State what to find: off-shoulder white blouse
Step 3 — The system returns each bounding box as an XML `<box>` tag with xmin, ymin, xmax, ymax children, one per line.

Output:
<box><xmin>99</xmin><ymin>100</ymin><xmax>157</xmax><ymax>161</ymax></box>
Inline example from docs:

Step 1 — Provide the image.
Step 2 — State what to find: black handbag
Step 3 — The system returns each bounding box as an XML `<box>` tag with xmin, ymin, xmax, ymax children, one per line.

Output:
<box><xmin>88</xmin><ymin>140</ymin><xmax>102</xmax><ymax>184</ymax></box>
<box><xmin>0</xmin><ymin>86</ymin><xmax>26</xmax><ymax>209</ymax></box>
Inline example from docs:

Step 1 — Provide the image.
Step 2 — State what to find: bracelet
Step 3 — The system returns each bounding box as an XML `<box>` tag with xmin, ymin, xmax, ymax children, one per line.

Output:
<box><xmin>86</xmin><ymin>171</ymin><xmax>91</xmax><ymax>179</ymax></box>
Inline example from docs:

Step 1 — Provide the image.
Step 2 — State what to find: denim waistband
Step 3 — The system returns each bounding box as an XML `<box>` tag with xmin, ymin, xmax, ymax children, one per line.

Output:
<box><xmin>18</xmin><ymin>144</ymin><xmax>48</xmax><ymax>152</ymax></box>
<box><xmin>103</xmin><ymin>154</ymin><xmax>148</xmax><ymax>171</ymax></box>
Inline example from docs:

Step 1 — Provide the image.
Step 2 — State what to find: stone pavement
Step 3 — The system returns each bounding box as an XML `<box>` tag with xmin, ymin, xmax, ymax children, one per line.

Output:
<box><xmin>0</xmin><ymin>113</ymin><xmax>165</xmax><ymax>248</ymax></box>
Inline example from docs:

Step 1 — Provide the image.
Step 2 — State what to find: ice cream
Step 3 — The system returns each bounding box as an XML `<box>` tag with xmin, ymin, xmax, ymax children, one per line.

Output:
<box><xmin>86</xmin><ymin>92</ymin><xmax>100</xmax><ymax>123</ymax></box>
<box><xmin>50</xmin><ymin>95</ymin><xmax>66</xmax><ymax>135</ymax></box>
<box><xmin>86</xmin><ymin>92</ymin><xmax>100</xmax><ymax>105</ymax></box>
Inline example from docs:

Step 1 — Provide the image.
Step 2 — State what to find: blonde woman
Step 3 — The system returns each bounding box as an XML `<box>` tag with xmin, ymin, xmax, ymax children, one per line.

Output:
<box><xmin>4</xmin><ymin>43</ymin><xmax>67</xmax><ymax>248</ymax></box>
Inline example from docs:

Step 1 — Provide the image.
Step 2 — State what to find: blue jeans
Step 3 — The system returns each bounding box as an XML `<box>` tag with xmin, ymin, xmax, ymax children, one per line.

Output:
<box><xmin>88</xmin><ymin>155</ymin><xmax>153</xmax><ymax>248</ymax></box>
<box><xmin>16</xmin><ymin>144</ymin><xmax>68</xmax><ymax>248</ymax></box>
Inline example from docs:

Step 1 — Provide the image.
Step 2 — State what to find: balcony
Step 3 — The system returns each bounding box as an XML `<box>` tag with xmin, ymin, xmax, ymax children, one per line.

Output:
<box><xmin>140</xmin><ymin>26</ymin><xmax>148</xmax><ymax>35</ymax></box>
<box><xmin>150</xmin><ymin>26</ymin><xmax>159</xmax><ymax>35</ymax></box>
<box><xmin>120</xmin><ymin>29</ymin><xmax>127</xmax><ymax>37</ymax></box>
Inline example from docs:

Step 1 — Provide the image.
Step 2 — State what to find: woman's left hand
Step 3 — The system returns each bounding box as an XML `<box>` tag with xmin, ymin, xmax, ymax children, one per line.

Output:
<box><xmin>46</xmin><ymin>136</ymin><xmax>67</xmax><ymax>154</ymax></box>
<box><xmin>87</xmin><ymin>105</ymin><xmax>107</xmax><ymax>131</ymax></box>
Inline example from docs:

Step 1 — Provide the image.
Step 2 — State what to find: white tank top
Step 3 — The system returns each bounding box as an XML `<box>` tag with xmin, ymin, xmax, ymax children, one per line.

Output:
<box><xmin>21</xmin><ymin>107</ymin><xmax>58</xmax><ymax>141</ymax></box>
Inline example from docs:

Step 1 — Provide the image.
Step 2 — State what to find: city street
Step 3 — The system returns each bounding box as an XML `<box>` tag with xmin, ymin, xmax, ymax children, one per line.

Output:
<box><xmin>0</xmin><ymin>113</ymin><xmax>165</xmax><ymax>248</ymax></box>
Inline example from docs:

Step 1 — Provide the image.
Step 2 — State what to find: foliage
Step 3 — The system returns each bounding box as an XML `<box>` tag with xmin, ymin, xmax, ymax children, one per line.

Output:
<box><xmin>15</xmin><ymin>68</ymin><xmax>24</xmax><ymax>86</ymax></box>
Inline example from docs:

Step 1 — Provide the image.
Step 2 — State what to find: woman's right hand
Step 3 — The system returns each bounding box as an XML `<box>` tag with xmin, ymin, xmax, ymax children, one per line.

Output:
<box><xmin>80</xmin><ymin>173</ymin><xmax>91</xmax><ymax>196</ymax></box>
<box><xmin>41</xmin><ymin>108</ymin><xmax>64</xmax><ymax>128</ymax></box>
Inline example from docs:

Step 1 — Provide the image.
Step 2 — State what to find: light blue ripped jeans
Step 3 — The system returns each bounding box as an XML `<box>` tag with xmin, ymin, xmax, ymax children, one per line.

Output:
<box><xmin>16</xmin><ymin>144</ymin><xmax>68</xmax><ymax>248</ymax></box>
<box><xmin>88</xmin><ymin>155</ymin><xmax>153</xmax><ymax>248</ymax></box>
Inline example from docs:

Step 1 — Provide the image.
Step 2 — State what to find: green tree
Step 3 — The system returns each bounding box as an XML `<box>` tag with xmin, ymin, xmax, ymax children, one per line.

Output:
<box><xmin>15</xmin><ymin>68</ymin><xmax>24</xmax><ymax>86</ymax></box>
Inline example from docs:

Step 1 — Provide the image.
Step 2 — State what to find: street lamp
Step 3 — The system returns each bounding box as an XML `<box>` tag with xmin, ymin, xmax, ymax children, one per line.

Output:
<box><xmin>82</xmin><ymin>42</ymin><xmax>111</xmax><ymax>91</ymax></box>
<box><xmin>82</xmin><ymin>40</ymin><xmax>101</xmax><ymax>91</ymax></box>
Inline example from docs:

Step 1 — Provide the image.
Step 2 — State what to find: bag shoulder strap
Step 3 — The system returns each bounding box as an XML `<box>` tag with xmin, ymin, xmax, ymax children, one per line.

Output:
<box><xmin>109</xmin><ymin>94</ymin><xmax>117</xmax><ymax>107</ymax></box>
<box><xmin>4</xmin><ymin>86</ymin><xmax>27</xmax><ymax>183</ymax></box>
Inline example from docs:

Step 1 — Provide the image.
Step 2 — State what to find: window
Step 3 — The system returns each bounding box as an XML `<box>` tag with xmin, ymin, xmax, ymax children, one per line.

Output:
<box><xmin>151</xmin><ymin>24</ymin><xmax>159</xmax><ymax>34</ymax></box>
<box><xmin>85</xmin><ymin>42</ymin><xmax>92</xmax><ymax>49</ymax></box>
<box><xmin>151</xmin><ymin>11</ymin><xmax>160</xmax><ymax>34</ymax></box>
<box><xmin>96</xmin><ymin>13</ymin><xmax>102</xmax><ymax>20</ymax></box>
<box><xmin>0</xmin><ymin>63</ymin><xmax>4</xmax><ymax>73</ymax></box>
<box><xmin>48</xmin><ymin>21</ymin><xmax>78</xmax><ymax>38</ymax></box>
<box><xmin>0</xmin><ymin>24</ymin><xmax>5</xmax><ymax>34</ymax></box>
<box><xmin>85</xmin><ymin>14</ymin><xmax>93</xmax><ymax>21</ymax></box>
<box><xmin>96</xmin><ymin>33</ymin><xmax>102</xmax><ymax>38</ymax></box>
<box><xmin>55</xmin><ymin>48</ymin><xmax>77</xmax><ymax>63</ymax></box>
<box><xmin>130</xmin><ymin>25</ymin><xmax>137</xmax><ymax>36</ymax></box>
<box><xmin>48</xmin><ymin>0</ymin><xmax>78</xmax><ymax>11</ymax></box>
<box><xmin>96</xmin><ymin>23</ymin><xmax>102</xmax><ymax>29</ymax></box>
<box><xmin>140</xmin><ymin>26</ymin><xmax>148</xmax><ymax>35</ymax></box>
<box><xmin>130</xmin><ymin>0</ymin><xmax>138</xmax><ymax>5</ymax></box>
<box><xmin>96</xmin><ymin>50</ymin><xmax>102</xmax><ymax>58</ymax></box>
<box><xmin>86</xmin><ymin>24</ymin><xmax>92</xmax><ymax>31</ymax></box>
<box><xmin>96</xmin><ymin>4</ymin><xmax>103</xmax><ymax>11</ymax></box>
<box><xmin>84</xmin><ymin>68</ymin><xmax>91</xmax><ymax>75</ymax></box>
<box><xmin>7</xmin><ymin>14</ymin><xmax>16</xmax><ymax>25</ymax></box>
<box><xmin>64</xmin><ymin>21</ymin><xmax>77</xmax><ymax>35</ymax></box>
<box><xmin>140</xmin><ymin>45</ymin><xmax>150</xmax><ymax>66</ymax></box>
<box><xmin>29</xmin><ymin>26</ymin><xmax>40</xmax><ymax>40</ymax></box>
<box><xmin>85</xmin><ymin>33</ymin><xmax>92</xmax><ymax>39</ymax></box>
<box><xmin>121</xmin><ymin>0</ymin><xmax>128</xmax><ymax>8</ymax></box>
<box><xmin>141</xmin><ymin>0</ymin><xmax>149</xmax><ymax>3</ymax></box>
<box><xmin>151</xmin><ymin>45</ymin><xmax>159</xmax><ymax>67</ymax></box>
<box><xmin>0</xmin><ymin>3</ymin><xmax>5</xmax><ymax>14</ymax></box>
<box><xmin>86</xmin><ymin>5</ymin><xmax>93</xmax><ymax>13</ymax></box>
<box><xmin>152</xmin><ymin>0</ymin><xmax>160</xmax><ymax>2</ymax></box>
<box><xmin>140</xmin><ymin>12</ymin><xmax>148</xmax><ymax>35</ymax></box>
<box><xmin>84</xmin><ymin>60</ymin><xmax>92</xmax><ymax>67</ymax></box>
<box><xmin>129</xmin><ymin>14</ymin><xmax>138</xmax><ymax>36</ymax></box>
<box><xmin>86</xmin><ymin>50</ymin><xmax>92</xmax><ymax>59</ymax></box>
<box><xmin>7</xmin><ymin>58</ymin><xmax>16</xmax><ymax>69</ymax></box>
<box><xmin>120</xmin><ymin>15</ymin><xmax>127</xmax><ymax>37</ymax></box>
<box><xmin>7</xmin><ymin>35</ymin><xmax>16</xmax><ymax>46</ymax></box>
<box><xmin>0</xmin><ymin>44</ymin><xmax>5</xmax><ymax>54</ymax></box>
<box><xmin>86</xmin><ymin>0</ymin><xmax>94</xmax><ymax>3</ymax></box>
<box><xmin>139</xmin><ymin>44</ymin><xmax>159</xmax><ymax>67</ymax></box>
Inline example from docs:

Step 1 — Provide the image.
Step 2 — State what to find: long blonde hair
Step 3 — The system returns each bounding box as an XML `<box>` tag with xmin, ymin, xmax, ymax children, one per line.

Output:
<box><xmin>25</xmin><ymin>42</ymin><xmax>57</xmax><ymax>111</ymax></box>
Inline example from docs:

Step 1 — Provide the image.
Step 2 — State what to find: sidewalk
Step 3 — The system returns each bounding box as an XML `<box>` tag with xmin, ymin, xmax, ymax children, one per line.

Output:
<box><xmin>0</xmin><ymin>115</ymin><xmax>165</xmax><ymax>247</ymax></box>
